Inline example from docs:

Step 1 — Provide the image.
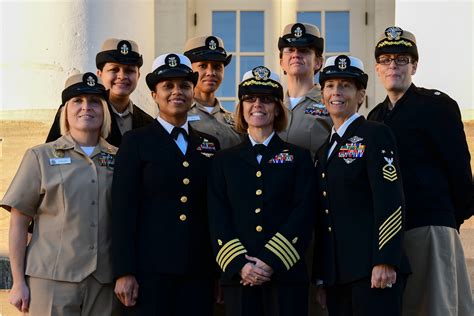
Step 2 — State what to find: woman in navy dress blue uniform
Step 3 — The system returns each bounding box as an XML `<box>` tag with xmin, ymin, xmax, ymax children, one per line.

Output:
<box><xmin>208</xmin><ymin>66</ymin><xmax>315</xmax><ymax>316</ymax></box>
<box><xmin>111</xmin><ymin>53</ymin><xmax>219</xmax><ymax>316</ymax></box>
<box><xmin>312</xmin><ymin>55</ymin><xmax>410</xmax><ymax>316</ymax></box>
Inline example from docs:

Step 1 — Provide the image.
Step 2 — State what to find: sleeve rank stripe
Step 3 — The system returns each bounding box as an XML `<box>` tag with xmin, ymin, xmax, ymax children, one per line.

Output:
<box><xmin>219</xmin><ymin>244</ymin><xmax>246</xmax><ymax>269</ymax></box>
<box><xmin>379</xmin><ymin>213</ymin><xmax>402</xmax><ymax>241</ymax></box>
<box><xmin>379</xmin><ymin>224</ymin><xmax>402</xmax><ymax>250</ymax></box>
<box><xmin>222</xmin><ymin>248</ymin><xmax>248</xmax><ymax>272</ymax></box>
<box><xmin>216</xmin><ymin>239</ymin><xmax>241</xmax><ymax>264</ymax></box>
<box><xmin>267</xmin><ymin>240</ymin><xmax>295</xmax><ymax>268</ymax></box>
<box><xmin>265</xmin><ymin>243</ymin><xmax>291</xmax><ymax>270</ymax></box>
<box><xmin>275</xmin><ymin>232</ymin><xmax>300</xmax><ymax>261</ymax></box>
<box><xmin>270</xmin><ymin>237</ymin><xmax>297</xmax><ymax>264</ymax></box>
<box><xmin>379</xmin><ymin>206</ymin><xmax>402</xmax><ymax>232</ymax></box>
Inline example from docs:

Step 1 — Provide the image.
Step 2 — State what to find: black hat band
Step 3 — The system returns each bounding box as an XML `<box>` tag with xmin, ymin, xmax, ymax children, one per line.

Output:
<box><xmin>96</xmin><ymin>50</ymin><xmax>143</xmax><ymax>69</ymax></box>
<box><xmin>61</xmin><ymin>82</ymin><xmax>107</xmax><ymax>105</ymax></box>
<box><xmin>374</xmin><ymin>38</ymin><xmax>418</xmax><ymax>60</ymax></box>
<box><xmin>319</xmin><ymin>66</ymin><xmax>368</xmax><ymax>89</ymax></box>
<box><xmin>238</xmin><ymin>79</ymin><xmax>283</xmax><ymax>101</ymax></box>
<box><xmin>278</xmin><ymin>34</ymin><xmax>324</xmax><ymax>53</ymax></box>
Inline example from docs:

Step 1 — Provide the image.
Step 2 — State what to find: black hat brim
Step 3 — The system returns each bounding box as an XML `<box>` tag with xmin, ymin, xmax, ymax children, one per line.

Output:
<box><xmin>96</xmin><ymin>50</ymin><xmax>144</xmax><ymax>69</ymax></box>
<box><xmin>238</xmin><ymin>80</ymin><xmax>283</xmax><ymax>101</ymax></box>
<box><xmin>319</xmin><ymin>71</ymin><xmax>368</xmax><ymax>89</ymax></box>
<box><xmin>184</xmin><ymin>51</ymin><xmax>232</xmax><ymax>67</ymax></box>
<box><xmin>146</xmin><ymin>70</ymin><xmax>198</xmax><ymax>91</ymax></box>
<box><xmin>278</xmin><ymin>36</ymin><xmax>324</xmax><ymax>54</ymax></box>
<box><xmin>61</xmin><ymin>84</ymin><xmax>108</xmax><ymax>105</ymax></box>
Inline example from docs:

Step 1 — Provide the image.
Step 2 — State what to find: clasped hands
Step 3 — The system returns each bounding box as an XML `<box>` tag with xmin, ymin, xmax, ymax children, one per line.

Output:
<box><xmin>239</xmin><ymin>254</ymin><xmax>273</xmax><ymax>286</ymax></box>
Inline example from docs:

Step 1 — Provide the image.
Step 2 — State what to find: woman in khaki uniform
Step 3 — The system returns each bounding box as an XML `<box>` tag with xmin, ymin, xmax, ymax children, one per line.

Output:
<box><xmin>1</xmin><ymin>72</ymin><xmax>116</xmax><ymax>315</ymax></box>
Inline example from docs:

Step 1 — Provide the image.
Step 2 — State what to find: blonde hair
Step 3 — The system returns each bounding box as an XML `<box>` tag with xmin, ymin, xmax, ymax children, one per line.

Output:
<box><xmin>60</xmin><ymin>97</ymin><xmax>111</xmax><ymax>139</ymax></box>
<box><xmin>235</xmin><ymin>98</ymin><xmax>287</xmax><ymax>133</ymax></box>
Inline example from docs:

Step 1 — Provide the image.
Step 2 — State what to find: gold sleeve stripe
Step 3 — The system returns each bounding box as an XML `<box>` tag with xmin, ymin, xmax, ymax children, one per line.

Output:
<box><xmin>379</xmin><ymin>206</ymin><xmax>402</xmax><ymax>232</ymax></box>
<box><xmin>265</xmin><ymin>243</ymin><xmax>291</xmax><ymax>270</ymax></box>
<box><xmin>379</xmin><ymin>224</ymin><xmax>402</xmax><ymax>250</ymax></box>
<box><xmin>270</xmin><ymin>237</ymin><xmax>297</xmax><ymax>264</ymax></box>
<box><xmin>379</xmin><ymin>212</ymin><xmax>402</xmax><ymax>241</ymax></box>
<box><xmin>221</xmin><ymin>248</ymin><xmax>248</xmax><ymax>272</ymax></box>
<box><xmin>219</xmin><ymin>244</ymin><xmax>246</xmax><ymax>269</ymax></box>
<box><xmin>275</xmin><ymin>232</ymin><xmax>300</xmax><ymax>261</ymax></box>
<box><xmin>267</xmin><ymin>239</ymin><xmax>295</xmax><ymax>267</ymax></box>
<box><xmin>216</xmin><ymin>239</ymin><xmax>240</xmax><ymax>264</ymax></box>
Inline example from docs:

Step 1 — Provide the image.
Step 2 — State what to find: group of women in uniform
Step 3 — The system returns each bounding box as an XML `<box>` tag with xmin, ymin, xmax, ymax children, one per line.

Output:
<box><xmin>2</xmin><ymin>22</ymin><xmax>408</xmax><ymax>316</ymax></box>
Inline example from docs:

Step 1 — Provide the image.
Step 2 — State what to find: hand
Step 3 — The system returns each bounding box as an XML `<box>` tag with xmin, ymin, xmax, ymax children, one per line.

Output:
<box><xmin>371</xmin><ymin>264</ymin><xmax>397</xmax><ymax>289</ymax></box>
<box><xmin>114</xmin><ymin>275</ymin><xmax>139</xmax><ymax>306</ymax></box>
<box><xmin>239</xmin><ymin>257</ymin><xmax>272</xmax><ymax>286</ymax></box>
<box><xmin>315</xmin><ymin>287</ymin><xmax>327</xmax><ymax>309</ymax></box>
<box><xmin>245</xmin><ymin>254</ymin><xmax>274</xmax><ymax>276</ymax></box>
<box><xmin>9</xmin><ymin>281</ymin><xmax>30</xmax><ymax>312</ymax></box>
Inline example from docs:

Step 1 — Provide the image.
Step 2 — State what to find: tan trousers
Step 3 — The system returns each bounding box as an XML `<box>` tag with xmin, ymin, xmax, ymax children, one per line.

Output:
<box><xmin>27</xmin><ymin>275</ymin><xmax>114</xmax><ymax>316</ymax></box>
<box><xmin>402</xmin><ymin>226</ymin><xmax>473</xmax><ymax>316</ymax></box>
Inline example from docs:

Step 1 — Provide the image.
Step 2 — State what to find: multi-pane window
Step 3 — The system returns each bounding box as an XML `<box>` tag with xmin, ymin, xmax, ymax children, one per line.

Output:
<box><xmin>297</xmin><ymin>11</ymin><xmax>350</xmax><ymax>55</ymax></box>
<box><xmin>212</xmin><ymin>11</ymin><xmax>265</xmax><ymax>111</ymax></box>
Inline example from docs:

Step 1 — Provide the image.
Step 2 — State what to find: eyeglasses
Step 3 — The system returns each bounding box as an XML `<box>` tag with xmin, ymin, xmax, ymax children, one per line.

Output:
<box><xmin>242</xmin><ymin>95</ymin><xmax>277</xmax><ymax>104</ymax></box>
<box><xmin>376</xmin><ymin>56</ymin><xmax>411</xmax><ymax>65</ymax></box>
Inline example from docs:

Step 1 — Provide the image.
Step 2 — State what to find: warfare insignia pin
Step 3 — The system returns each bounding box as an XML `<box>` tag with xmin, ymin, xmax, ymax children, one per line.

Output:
<box><xmin>166</xmin><ymin>54</ymin><xmax>180</xmax><ymax>68</ymax></box>
<box><xmin>382</xmin><ymin>157</ymin><xmax>398</xmax><ymax>182</ymax></box>
<box><xmin>117</xmin><ymin>40</ymin><xmax>131</xmax><ymax>55</ymax></box>
<box><xmin>223</xmin><ymin>113</ymin><xmax>235</xmax><ymax>126</ymax></box>
<box><xmin>385</xmin><ymin>26</ymin><xmax>403</xmax><ymax>41</ymax></box>
<box><xmin>348</xmin><ymin>136</ymin><xmax>363</xmax><ymax>143</ymax></box>
<box><xmin>252</xmin><ymin>66</ymin><xmax>270</xmax><ymax>80</ymax></box>
<box><xmin>434</xmin><ymin>91</ymin><xmax>441</xmax><ymax>95</ymax></box>
<box><xmin>53</xmin><ymin>149</ymin><xmax>64</xmax><ymax>158</ymax></box>
<box><xmin>343</xmin><ymin>158</ymin><xmax>355</xmax><ymax>164</ymax></box>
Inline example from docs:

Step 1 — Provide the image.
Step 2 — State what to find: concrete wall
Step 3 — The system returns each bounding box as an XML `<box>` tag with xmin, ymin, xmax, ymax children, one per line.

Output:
<box><xmin>0</xmin><ymin>0</ymin><xmax>158</xmax><ymax>117</ymax></box>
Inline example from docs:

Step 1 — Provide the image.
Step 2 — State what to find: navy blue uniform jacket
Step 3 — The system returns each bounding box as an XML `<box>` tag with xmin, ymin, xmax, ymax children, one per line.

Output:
<box><xmin>111</xmin><ymin>120</ymin><xmax>219</xmax><ymax>278</ymax></box>
<box><xmin>313</xmin><ymin>116</ymin><xmax>410</xmax><ymax>286</ymax></box>
<box><xmin>208</xmin><ymin>134</ymin><xmax>315</xmax><ymax>285</ymax></box>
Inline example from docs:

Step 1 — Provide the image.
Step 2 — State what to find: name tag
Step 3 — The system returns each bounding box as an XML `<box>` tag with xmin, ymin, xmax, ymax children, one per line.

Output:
<box><xmin>49</xmin><ymin>157</ymin><xmax>71</xmax><ymax>165</ymax></box>
<box><xmin>187</xmin><ymin>115</ymin><xmax>201</xmax><ymax>122</ymax></box>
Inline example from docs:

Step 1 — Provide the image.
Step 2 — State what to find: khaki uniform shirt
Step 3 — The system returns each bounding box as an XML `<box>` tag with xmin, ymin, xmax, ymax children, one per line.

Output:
<box><xmin>278</xmin><ymin>85</ymin><xmax>333</xmax><ymax>158</ymax></box>
<box><xmin>187</xmin><ymin>99</ymin><xmax>242</xmax><ymax>149</ymax></box>
<box><xmin>110</xmin><ymin>101</ymin><xmax>133</xmax><ymax>135</ymax></box>
<box><xmin>1</xmin><ymin>135</ymin><xmax>117</xmax><ymax>283</ymax></box>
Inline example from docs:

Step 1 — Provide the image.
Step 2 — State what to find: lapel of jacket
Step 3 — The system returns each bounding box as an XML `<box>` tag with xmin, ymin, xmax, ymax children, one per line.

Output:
<box><xmin>239</xmin><ymin>137</ymin><xmax>260</xmax><ymax>168</ymax></box>
<box><xmin>316</xmin><ymin>134</ymin><xmax>331</xmax><ymax>170</ymax></box>
<box><xmin>150</xmin><ymin>120</ymin><xmax>186</xmax><ymax>157</ymax></box>
<box><xmin>326</xmin><ymin>116</ymin><xmax>365</xmax><ymax>164</ymax></box>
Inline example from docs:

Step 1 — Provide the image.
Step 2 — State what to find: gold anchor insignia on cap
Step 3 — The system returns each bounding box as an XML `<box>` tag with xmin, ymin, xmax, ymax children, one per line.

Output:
<box><xmin>385</xmin><ymin>26</ymin><xmax>403</xmax><ymax>41</ymax></box>
<box><xmin>252</xmin><ymin>66</ymin><xmax>270</xmax><ymax>80</ymax></box>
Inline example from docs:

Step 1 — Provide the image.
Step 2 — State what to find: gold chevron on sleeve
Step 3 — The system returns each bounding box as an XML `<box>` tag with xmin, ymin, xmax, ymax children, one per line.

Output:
<box><xmin>379</xmin><ymin>206</ymin><xmax>402</xmax><ymax>250</ymax></box>
<box><xmin>216</xmin><ymin>239</ymin><xmax>247</xmax><ymax>271</ymax></box>
<box><xmin>382</xmin><ymin>163</ymin><xmax>398</xmax><ymax>181</ymax></box>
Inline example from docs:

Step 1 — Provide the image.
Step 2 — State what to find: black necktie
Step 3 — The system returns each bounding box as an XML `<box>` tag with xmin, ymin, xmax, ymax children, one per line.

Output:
<box><xmin>329</xmin><ymin>133</ymin><xmax>341</xmax><ymax>148</ymax></box>
<box><xmin>253</xmin><ymin>144</ymin><xmax>267</xmax><ymax>156</ymax></box>
<box><xmin>170</xmin><ymin>127</ymin><xmax>189</xmax><ymax>141</ymax></box>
